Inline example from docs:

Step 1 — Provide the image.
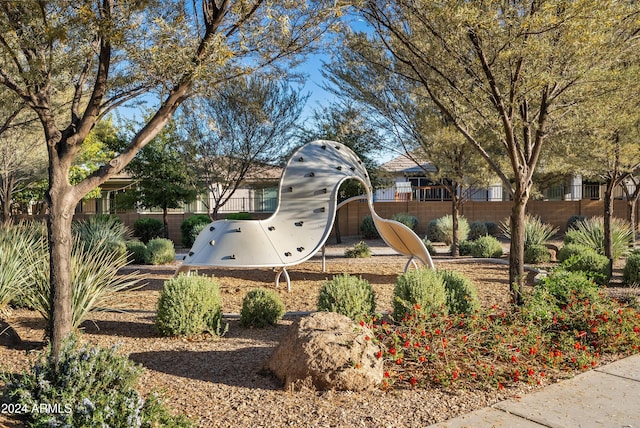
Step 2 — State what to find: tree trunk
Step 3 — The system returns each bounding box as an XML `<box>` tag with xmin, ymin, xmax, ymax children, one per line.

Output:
<box><xmin>47</xmin><ymin>181</ymin><xmax>76</xmax><ymax>360</ymax></box>
<box><xmin>451</xmin><ymin>195</ymin><xmax>459</xmax><ymax>257</ymax></box>
<box><xmin>509</xmin><ymin>196</ymin><xmax>527</xmax><ymax>306</ymax></box>
<box><xmin>0</xmin><ymin>174</ymin><xmax>14</xmax><ymax>224</ymax></box>
<box><xmin>628</xmin><ymin>199</ymin><xmax>638</xmax><ymax>248</ymax></box>
<box><xmin>603</xmin><ymin>179</ymin><xmax>615</xmax><ymax>276</ymax></box>
<box><xmin>162</xmin><ymin>207</ymin><xmax>169</xmax><ymax>239</ymax></box>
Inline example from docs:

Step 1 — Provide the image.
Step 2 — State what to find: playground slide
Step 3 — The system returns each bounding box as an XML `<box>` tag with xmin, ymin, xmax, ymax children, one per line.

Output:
<box><xmin>178</xmin><ymin>140</ymin><xmax>434</xmax><ymax>290</ymax></box>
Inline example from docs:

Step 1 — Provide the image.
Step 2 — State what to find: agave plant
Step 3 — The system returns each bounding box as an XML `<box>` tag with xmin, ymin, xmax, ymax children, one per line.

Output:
<box><xmin>27</xmin><ymin>236</ymin><xmax>142</xmax><ymax>329</ymax></box>
<box><xmin>0</xmin><ymin>222</ymin><xmax>47</xmax><ymax>315</ymax></box>
<box><xmin>500</xmin><ymin>215</ymin><xmax>558</xmax><ymax>250</ymax></box>
<box><xmin>564</xmin><ymin>216</ymin><xmax>633</xmax><ymax>261</ymax></box>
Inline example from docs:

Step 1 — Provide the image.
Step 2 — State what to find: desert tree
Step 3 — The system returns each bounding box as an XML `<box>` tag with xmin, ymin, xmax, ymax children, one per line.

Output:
<box><xmin>323</xmin><ymin>53</ymin><xmax>490</xmax><ymax>256</ymax></box>
<box><xmin>351</xmin><ymin>0</ymin><xmax>640</xmax><ymax>303</ymax></box>
<box><xmin>181</xmin><ymin>75</ymin><xmax>307</xmax><ymax>219</ymax></box>
<box><xmin>0</xmin><ymin>0</ymin><xmax>342</xmax><ymax>359</ymax></box>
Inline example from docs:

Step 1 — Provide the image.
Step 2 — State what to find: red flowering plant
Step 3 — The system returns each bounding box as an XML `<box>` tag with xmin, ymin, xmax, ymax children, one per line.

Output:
<box><xmin>368</xmin><ymin>269</ymin><xmax>640</xmax><ymax>391</ymax></box>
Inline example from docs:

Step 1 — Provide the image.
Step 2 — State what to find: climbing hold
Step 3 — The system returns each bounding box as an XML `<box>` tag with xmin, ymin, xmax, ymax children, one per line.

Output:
<box><xmin>209</xmin><ymin>240</ymin><xmax>215</xmax><ymax>246</ymax></box>
<box><xmin>188</xmin><ymin>251</ymin><xmax>194</xmax><ymax>257</ymax></box>
<box><xmin>209</xmin><ymin>226</ymin><xmax>215</xmax><ymax>231</ymax></box>
<box><xmin>288</xmin><ymin>186</ymin><xmax>293</xmax><ymax>192</ymax></box>
<box><xmin>314</xmin><ymin>207</ymin><xmax>326</xmax><ymax>213</ymax></box>
<box><xmin>297</xmin><ymin>247</ymin><xmax>304</xmax><ymax>252</ymax></box>
<box><xmin>268</xmin><ymin>226</ymin><xmax>276</xmax><ymax>231</ymax></box>
<box><xmin>336</xmin><ymin>166</ymin><xmax>342</xmax><ymax>171</ymax></box>
<box><xmin>350</xmin><ymin>166</ymin><xmax>356</xmax><ymax>171</ymax></box>
<box><xmin>321</xmin><ymin>144</ymin><xmax>326</xmax><ymax>149</ymax></box>
<box><xmin>306</xmin><ymin>172</ymin><xmax>315</xmax><ymax>177</ymax></box>
<box><xmin>284</xmin><ymin>252</ymin><xmax>292</xmax><ymax>257</ymax></box>
<box><xmin>295</xmin><ymin>221</ymin><xmax>304</xmax><ymax>227</ymax></box>
<box><xmin>298</xmin><ymin>156</ymin><xmax>304</xmax><ymax>161</ymax></box>
<box><xmin>236</xmin><ymin>227</ymin><xmax>242</xmax><ymax>232</ymax></box>
<box><xmin>335</xmin><ymin>145</ymin><xmax>341</xmax><ymax>150</ymax></box>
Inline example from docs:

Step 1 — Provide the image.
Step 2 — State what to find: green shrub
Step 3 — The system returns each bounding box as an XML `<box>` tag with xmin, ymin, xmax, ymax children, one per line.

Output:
<box><xmin>317</xmin><ymin>274</ymin><xmax>376</xmax><ymax>322</ymax></box>
<box><xmin>470</xmin><ymin>235</ymin><xmax>503</xmax><ymax>258</ymax></box>
<box><xmin>156</xmin><ymin>274</ymin><xmax>224</xmax><ymax>336</ymax></box>
<box><xmin>422</xmin><ymin>239</ymin><xmax>436</xmax><ymax>256</ymax></box>
<box><xmin>126</xmin><ymin>240</ymin><xmax>148</xmax><ymax>264</ymax></box>
<box><xmin>344</xmin><ymin>240</ymin><xmax>371</xmax><ymax>258</ymax></box>
<box><xmin>468</xmin><ymin>221</ymin><xmax>488</xmax><ymax>241</ymax></box>
<box><xmin>557</xmin><ymin>243</ymin><xmax>591</xmax><ymax>263</ymax></box>
<box><xmin>180</xmin><ymin>214</ymin><xmax>211</xmax><ymax>248</ymax></box>
<box><xmin>240</xmin><ymin>288</ymin><xmax>285</xmax><ymax>328</ymax></box>
<box><xmin>225</xmin><ymin>212</ymin><xmax>252</xmax><ymax>220</ymax></box>
<box><xmin>360</xmin><ymin>215</ymin><xmax>380</xmax><ymax>239</ymax></box>
<box><xmin>393</xmin><ymin>268</ymin><xmax>447</xmax><ymax>319</ymax></box>
<box><xmin>500</xmin><ymin>215</ymin><xmax>558</xmax><ymax>250</ymax></box>
<box><xmin>27</xmin><ymin>236</ymin><xmax>141</xmax><ymax>329</ymax></box>
<box><xmin>484</xmin><ymin>221</ymin><xmax>500</xmax><ymax>237</ymax></box>
<box><xmin>437</xmin><ymin>269</ymin><xmax>480</xmax><ymax>315</ymax></box>
<box><xmin>2</xmin><ymin>336</ymin><xmax>193</xmax><ymax>427</ymax></box>
<box><xmin>561</xmin><ymin>250</ymin><xmax>610</xmax><ymax>285</ymax></box>
<box><xmin>426</xmin><ymin>219</ymin><xmax>442</xmax><ymax>242</ymax></box>
<box><xmin>566</xmin><ymin>215</ymin><xmax>586</xmax><ymax>231</ymax></box>
<box><xmin>434</xmin><ymin>215</ymin><xmax>470</xmax><ymax>245</ymax></box>
<box><xmin>457</xmin><ymin>240</ymin><xmax>474</xmax><ymax>256</ymax></box>
<box><xmin>145</xmin><ymin>238</ymin><xmax>176</xmax><ymax>265</ymax></box>
<box><xmin>623</xmin><ymin>252</ymin><xmax>640</xmax><ymax>286</ymax></box>
<box><xmin>539</xmin><ymin>269</ymin><xmax>601</xmax><ymax>308</ymax></box>
<box><xmin>524</xmin><ymin>244</ymin><xmax>551</xmax><ymax>264</ymax></box>
<box><xmin>391</xmin><ymin>213</ymin><xmax>419</xmax><ymax>230</ymax></box>
<box><xmin>133</xmin><ymin>217</ymin><xmax>165</xmax><ymax>244</ymax></box>
<box><xmin>523</xmin><ymin>269</ymin><xmax>601</xmax><ymax>326</ymax></box>
<box><xmin>564</xmin><ymin>216</ymin><xmax>633</xmax><ymax>260</ymax></box>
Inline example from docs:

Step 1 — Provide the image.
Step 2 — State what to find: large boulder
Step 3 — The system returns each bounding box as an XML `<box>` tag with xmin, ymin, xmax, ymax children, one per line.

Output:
<box><xmin>266</xmin><ymin>312</ymin><xmax>383</xmax><ymax>391</ymax></box>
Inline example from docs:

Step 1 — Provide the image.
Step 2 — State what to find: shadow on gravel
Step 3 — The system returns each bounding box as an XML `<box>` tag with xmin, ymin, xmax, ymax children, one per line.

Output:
<box><xmin>129</xmin><ymin>347</ymin><xmax>283</xmax><ymax>390</ymax></box>
<box><xmin>79</xmin><ymin>319</ymin><xmax>158</xmax><ymax>338</ymax></box>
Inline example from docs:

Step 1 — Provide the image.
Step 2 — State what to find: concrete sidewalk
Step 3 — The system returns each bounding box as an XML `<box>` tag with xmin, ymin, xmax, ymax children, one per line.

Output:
<box><xmin>428</xmin><ymin>353</ymin><xmax>640</xmax><ymax>428</ymax></box>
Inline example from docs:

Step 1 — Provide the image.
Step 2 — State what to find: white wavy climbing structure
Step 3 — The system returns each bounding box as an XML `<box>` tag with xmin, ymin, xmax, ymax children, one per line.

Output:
<box><xmin>178</xmin><ymin>140</ymin><xmax>434</xmax><ymax>290</ymax></box>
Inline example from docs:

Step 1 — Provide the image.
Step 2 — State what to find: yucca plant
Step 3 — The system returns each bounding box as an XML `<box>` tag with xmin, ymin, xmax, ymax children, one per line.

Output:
<box><xmin>564</xmin><ymin>216</ymin><xmax>633</xmax><ymax>261</ymax></box>
<box><xmin>72</xmin><ymin>215</ymin><xmax>130</xmax><ymax>252</ymax></box>
<box><xmin>500</xmin><ymin>215</ymin><xmax>558</xmax><ymax>250</ymax></box>
<box><xmin>0</xmin><ymin>222</ymin><xmax>46</xmax><ymax>314</ymax></box>
<box><xmin>27</xmin><ymin>236</ymin><xmax>142</xmax><ymax>329</ymax></box>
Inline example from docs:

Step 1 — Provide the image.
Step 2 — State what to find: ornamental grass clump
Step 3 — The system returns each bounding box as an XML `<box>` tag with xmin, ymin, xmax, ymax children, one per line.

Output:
<box><xmin>438</xmin><ymin>269</ymin><xmax>480</xmax><ymax>315</ymax></box>
<box><xmin>72</xmin><ymin>214</ymin><xmax>130</xmax><ymax>256</ymax></box>
<box><xmin>564</xmin><ymin>216</ymin><xmax>633</xmax><ymax>261</ymax></box>
<box><xmin>240</xmin><ymin>288</ymin><xmax>285</xmax><ymax>328</ymax></box>
<box><xmin>2</xmin><ymin>336</ymin><xmax>192</xmax><ymax>427</ymax></box>
<box><xmin>434</xmin><ymin>215</ymin><xmax>469</xmax><ymax>245</ymax></box>
<box><xmin>317</xmin><ymin>274</ymin><xmax>376</xmax><ymax>322</ymax></box>
<box><xmin>393</xmin><ymin>268</ymin><xmax>447</xmax><ymax>319</ymax></box>
<box><xmin>0</xmin><ymin>222</ymin><xmax>44</xmax><ymax>315</ymax></box>
<box><xmin>27</xmin><ymin>236</ymin><xmax>141</xmax><ymax>329</ymax></box>
<box><xmin>145</xmin><ymin>238</ymin><xmax>175</xmax><ymax>265</ymax></box>
<box><xmin>500</xmin><ymin>215</ymin><xmax>558</xmax><ymax>250</ymax></box>
<box><xmin>344</xmin><ymin>240</ymin><xmax>371</xmax><ymax>258</ymax></box>
<box><xmin>470</xmin><ymin>235</ymin><xmax>503</xmax><ymax>258</ymax></box>
<box><xmin>156</xmin><ymin>274</ymin><xmax>224</xmax><ymax>336</ymax></box>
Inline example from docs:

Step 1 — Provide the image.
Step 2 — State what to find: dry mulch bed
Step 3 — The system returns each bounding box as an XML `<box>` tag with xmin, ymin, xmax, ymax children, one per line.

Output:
<box><xmin>0</xmin><ymin>241</ymin><xmax>633</xmax><ymax>427</ymax></box>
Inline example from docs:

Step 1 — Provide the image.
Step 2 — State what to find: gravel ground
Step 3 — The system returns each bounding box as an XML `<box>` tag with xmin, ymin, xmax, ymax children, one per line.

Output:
<box><xmin>1</xmin><ymin>240</ymin><xmax>634</xmax><ymax>427</ymax></box>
